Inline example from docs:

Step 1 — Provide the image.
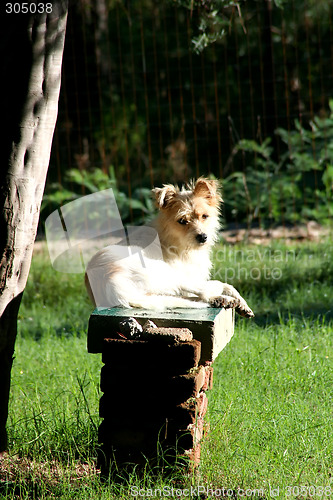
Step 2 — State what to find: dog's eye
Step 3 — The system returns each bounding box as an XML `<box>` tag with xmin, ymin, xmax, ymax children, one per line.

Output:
<box><xmin>177</xmin><ymin>218</ymin><xmax>188</xmax><ymax>225</ymax></box>
<box><xmin>202</xmin><ymin>214</ymin><xmax>209</xmax><ymax>220</ymax></box>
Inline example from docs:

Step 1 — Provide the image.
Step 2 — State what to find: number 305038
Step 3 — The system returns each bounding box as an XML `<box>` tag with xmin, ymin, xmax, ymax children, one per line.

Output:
<box><xmin>5</xmin><ymin>3</ymin><xmax>53</xmax><ymax>14</ymax></box>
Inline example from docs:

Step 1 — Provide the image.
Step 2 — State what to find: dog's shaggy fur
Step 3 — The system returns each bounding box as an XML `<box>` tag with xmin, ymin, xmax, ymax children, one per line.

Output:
<box><xmin>85</xmin><ymin>178</ymin><xmax>253</xmax><ymax>317</ymax></box>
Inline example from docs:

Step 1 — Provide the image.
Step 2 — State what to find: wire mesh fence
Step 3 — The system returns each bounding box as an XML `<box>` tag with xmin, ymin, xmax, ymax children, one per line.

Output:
<box><xmin>45</xmin><ymin>0</ymin><xmax>333</xmax><ymax>229</ymax></box>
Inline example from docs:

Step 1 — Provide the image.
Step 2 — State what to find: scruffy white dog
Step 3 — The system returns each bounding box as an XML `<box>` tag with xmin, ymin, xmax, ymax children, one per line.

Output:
<box><xmin>85</xmin><ymin>178</ymin><xmax>254</xmax><ymax>317</ymax></box>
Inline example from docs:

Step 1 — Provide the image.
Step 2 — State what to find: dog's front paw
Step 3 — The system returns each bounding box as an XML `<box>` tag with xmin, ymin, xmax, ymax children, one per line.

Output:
<box><xmin>209</xmin><ymin>295</ymin><xmax>240</xmax><ymax>309</ymax></box>
<box><xmin>209</xmin><ymin>295</ymin><xmax>255</xmax><ymax>318</ymax></box>
<box><xmin>235</xmin><ymin>303</ymin><xmax>255</xmax><ymax>318</ymax></box>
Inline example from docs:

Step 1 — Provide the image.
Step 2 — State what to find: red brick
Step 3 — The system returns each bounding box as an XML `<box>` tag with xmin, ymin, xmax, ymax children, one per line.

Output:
<box><xmin>175</xmin><ymin>417</ymin><xmax>204</xmax><ymax>450</ymax></box>
<box><xmin>202</xmin><ymin>365</ymin><xmax>214</xmax><ymax>391</ymax></box>
<box><xmin>100</xmin><ymin>364</ymin><xmax>207</xmax><ymax>407</ymax></box>
<box><xmin>166</xmin><ymin>369</ymin><xmax>206</xmax><ymax>401</ymax></box>
<box><xmin>99</xmin><ymin>392</ymin><xmax>209</xmax><ymax>434</ymax></box>
<box><xmin>184</xmin><ymin>443</ymin><xmax>201</xmax><ymax>468</ymax></box>
<box><xmin>165</xmin><ymin>406</ymin><xmax>197</xmax><ymax>428</ymax></box>
<box><xmin>99</xmin><ymin>417</ymin><xmax>200</xmax><ymax>455</ymax></box>
<box><xmin>141</xmin><ymin>326</ymin><xmax>193</xmax><ymax>343</ymax></box>
<box><xmin>99</xmin><ymin>396</ymin><xmax>172</xmax><ymax>427</ymax></box>
<box><xmin>101</xmin><ymin>338</ymin><xmax>201</xmax><ymax>374</ymax></box>
<box><xmin>99</xmin><ymin>409</ymin><xmax>205</xmax><ymax>447</ymax></box>
<box><xmin>196</xmin><ymin>391</ymin><xmax>208</xmax><ymax>417</ymax></box>
<box><xmin>102</xmin><ymin>381</ymin><xmax>189</xmax><ymax>410</ymax></box>
<box><xmin>176</xmin><ymin>390</ymin><xmax>208</xmax><ymax>417</ymax></box>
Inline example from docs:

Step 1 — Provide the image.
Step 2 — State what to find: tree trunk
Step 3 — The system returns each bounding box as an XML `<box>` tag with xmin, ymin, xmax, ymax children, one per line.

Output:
<box><xmin>0</xmin><ymin>1</ymin><xmax>68</xmax><ymax>453</ymax></box>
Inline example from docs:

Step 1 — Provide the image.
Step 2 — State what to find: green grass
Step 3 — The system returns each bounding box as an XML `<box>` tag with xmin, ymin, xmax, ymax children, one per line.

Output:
<box><xmin>203</xmin><ymin>318</ymin><xmax>333</xmax><ymax>493</ymax></box>
<box><xmin>1</xmin><ymin>239</ymin><xmax>333</xmax><ymax>498</ymax></box>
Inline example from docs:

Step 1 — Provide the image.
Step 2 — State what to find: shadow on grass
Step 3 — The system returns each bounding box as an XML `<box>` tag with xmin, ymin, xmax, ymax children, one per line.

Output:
<box><xmin>239</xmin><ymin>305</ymin><xmax>333</xmax><ymax>328</ymax></box>
<box><xmin>0</xmin><ymin>454</ymin><xmax>100</xmax><ymax>499</ymax></box>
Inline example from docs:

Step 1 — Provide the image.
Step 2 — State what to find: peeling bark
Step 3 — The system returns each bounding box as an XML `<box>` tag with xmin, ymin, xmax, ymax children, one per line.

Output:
<box><xmin>0</xmin><ymin>1</ymin><xmax>68</xmax><ymax>452</ymax></box>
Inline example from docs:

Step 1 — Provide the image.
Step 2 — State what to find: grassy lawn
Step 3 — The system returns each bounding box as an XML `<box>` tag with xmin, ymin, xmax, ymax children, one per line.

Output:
<box><xmin>1</xmin><ymin>238</ymin><xmax>332</xmax><ymax>498</ymax></box>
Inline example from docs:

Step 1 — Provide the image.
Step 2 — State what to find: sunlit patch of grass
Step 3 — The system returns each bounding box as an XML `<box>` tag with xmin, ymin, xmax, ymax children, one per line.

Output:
<box><xmin>201</xmin><ymin>317</ymin><xmax>333</xmax><ymax>492</ymax></box>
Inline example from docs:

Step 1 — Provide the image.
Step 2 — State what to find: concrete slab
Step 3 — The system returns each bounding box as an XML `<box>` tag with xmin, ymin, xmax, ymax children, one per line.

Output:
<box><xmin>87</xmin><ymin>306</ymin><xmax>235</xmax><ymax>364</ymax></box>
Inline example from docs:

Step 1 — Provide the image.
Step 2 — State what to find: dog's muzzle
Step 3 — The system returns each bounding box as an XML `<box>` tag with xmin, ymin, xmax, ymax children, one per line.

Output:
<box><xmin>196</xmin><ymin>233</ymin><xmax>208</xmax><ymax>244</ymax></box>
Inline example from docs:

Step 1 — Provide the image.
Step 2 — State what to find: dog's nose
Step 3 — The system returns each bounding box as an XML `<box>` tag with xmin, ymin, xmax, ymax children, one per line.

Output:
<box><xmin>196</xmin><ymin>233</ymin><xmax>208</xmax><ymax>244</ymax></box>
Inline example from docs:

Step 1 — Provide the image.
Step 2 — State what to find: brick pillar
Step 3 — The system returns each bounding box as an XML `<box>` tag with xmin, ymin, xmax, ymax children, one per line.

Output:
<box><xmin>87</xmin><ymin>307</ymin><xmax>234</xmax><ymax>473</ymax></box>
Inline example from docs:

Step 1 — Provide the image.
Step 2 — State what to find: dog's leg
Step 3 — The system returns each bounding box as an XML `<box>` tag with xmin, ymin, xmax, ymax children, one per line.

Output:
<box><xmin>213</xmin><ymin>282</ymin><xmax>254</xmax><ymax>317</ymax></box>
<box><xmin>127</xmin><ymin>295</ymin><xmax>209</xmax><ymax>310</ymax></box>
<box><xmin>181</xmin><ymin>280</ymin><xmax>254</xmax><ymax>318</ymax></box>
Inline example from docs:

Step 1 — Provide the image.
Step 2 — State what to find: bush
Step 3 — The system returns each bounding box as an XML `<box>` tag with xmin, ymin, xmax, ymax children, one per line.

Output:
<box><xmin>223</xmin><ymin>100</ymin><xmax>333</xmax><ymax>226</ymax></box>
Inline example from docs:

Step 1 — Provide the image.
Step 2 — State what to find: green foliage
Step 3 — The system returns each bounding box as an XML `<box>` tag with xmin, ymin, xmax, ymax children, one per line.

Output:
<box><xmin>53</xmin><ymin>0</ymin><xmax>333</xmax><ymax>195</ymax></box>
<box><xmin>44</xmin><ymin>102</ymin><xmax>333</xmax><ymax>228</ymax></box>
<box><xmin>188</xmin><ymin>0</ymin><xmax>239</xmax><ymax>54</ymax></box>
<box><xmin>172</xmin><ymin>0</ymin><xmax>288</xmax><ymax>53</ymax></box>
<box><xmin>223</xmin><ymin>103</ymin><xmax>333</xmax><ymax>225</ymax></box>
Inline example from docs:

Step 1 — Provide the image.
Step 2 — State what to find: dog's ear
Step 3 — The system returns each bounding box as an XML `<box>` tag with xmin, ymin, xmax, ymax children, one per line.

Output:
<box><xmin>152</xmin><ymin>184</ymin><xmax>178</xmax><ymax>209</ymax></box>
<box><xmin>193</xmin><ymin>177</ymin><xmax>222</xmax><ymax>206</ymax></box>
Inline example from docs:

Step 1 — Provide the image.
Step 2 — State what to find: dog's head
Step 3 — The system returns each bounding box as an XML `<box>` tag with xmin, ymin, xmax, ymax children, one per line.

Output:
<box><xmin>152</xmin><ymin>177</ymin><xmax>222</xmax><ymax>252</ymax></box>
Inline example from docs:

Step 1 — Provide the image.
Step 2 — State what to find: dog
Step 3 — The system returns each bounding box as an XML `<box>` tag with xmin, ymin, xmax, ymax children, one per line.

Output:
<box><xmin>85</xmin><ymin>177</ymin><xmax>254</xmax><ymax>317</ymax></box>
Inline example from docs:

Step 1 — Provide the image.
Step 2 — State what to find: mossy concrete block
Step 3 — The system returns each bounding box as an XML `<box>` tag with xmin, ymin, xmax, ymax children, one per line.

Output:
<box><xmin>87</xmin><ymin>306</ymin><xmax>235</xmax><ymax>363</ymax></box>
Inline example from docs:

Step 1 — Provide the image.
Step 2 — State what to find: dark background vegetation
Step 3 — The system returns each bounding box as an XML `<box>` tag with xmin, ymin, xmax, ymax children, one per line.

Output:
<box><xmin>44</xmin><ymin>0</ymin><xmax>333</xmax><ymax>226</ymax></box>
